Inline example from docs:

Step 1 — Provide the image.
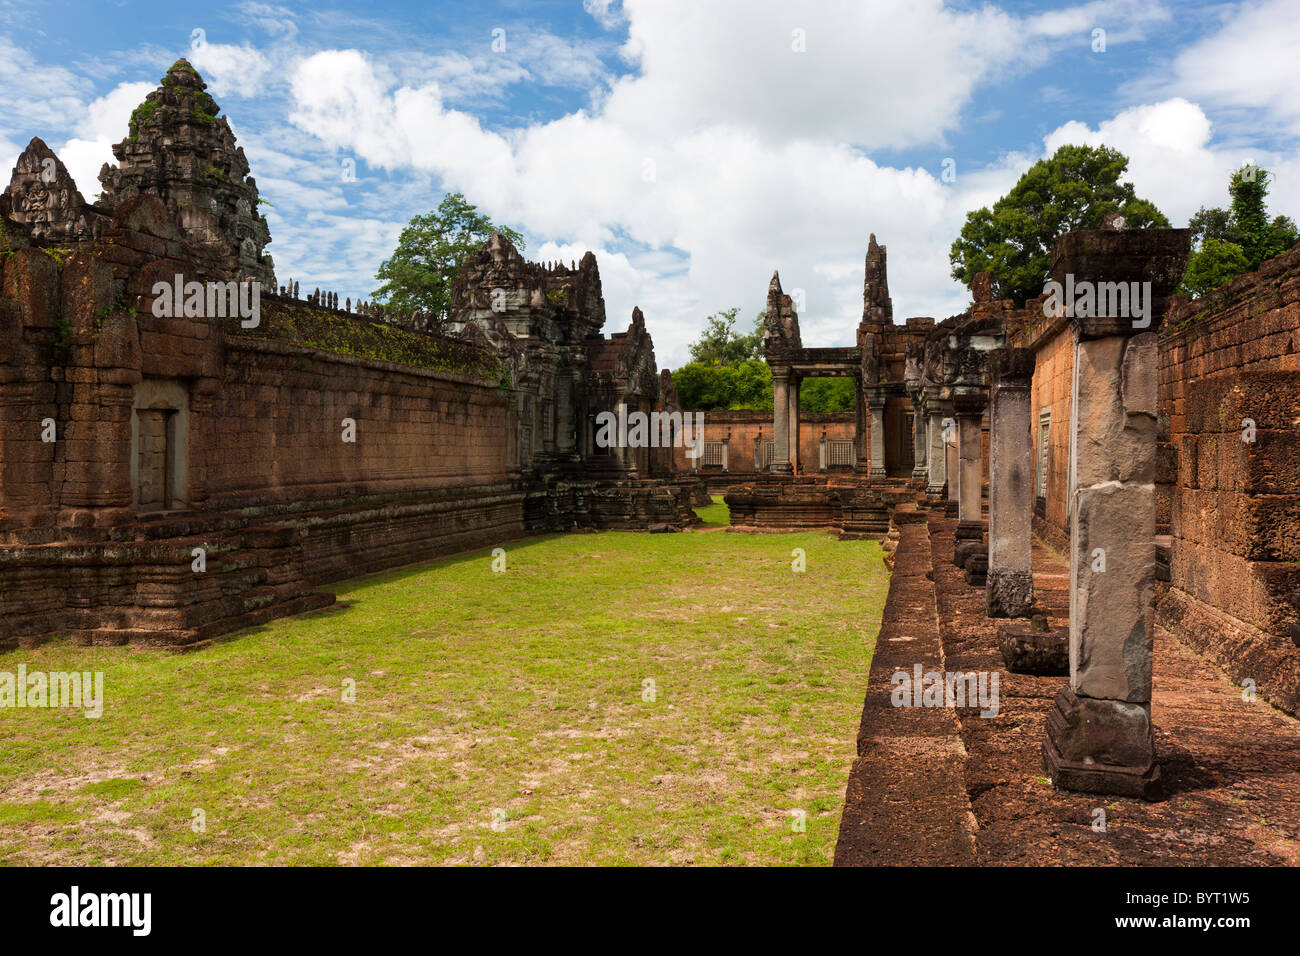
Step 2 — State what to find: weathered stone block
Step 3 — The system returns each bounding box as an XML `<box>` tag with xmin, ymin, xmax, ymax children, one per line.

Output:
<box><xmin>998</xmin><ymin>619</ymin><xmax>1068</xmax><ymax>674</ymax></box>
<box><xmin>1043</xmin><ymin>685</ymin><xmax>1161</xmax><ymax>800</ymax></box>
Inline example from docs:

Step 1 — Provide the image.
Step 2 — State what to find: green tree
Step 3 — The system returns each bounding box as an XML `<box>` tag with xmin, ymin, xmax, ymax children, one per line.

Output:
<box><xmin>949</xmin><ymin>144</ymin><xmax>1169</xmax><ymax>305</ymax></box>
<box><xmin>688</xmin><ymin>308</ymin><xmax>765</xmax><ymax>365</ymax></box>
<box><xmin>1228</xmin><ymin>168</ymin><xmax>1297</xmax><ymax>268</ymax></box>
<box><xmin>372</xmin><ymin>192</ymin><xmax>524</xmax><ymax>320</ymax></box>
<box><xmin>798</xmin><ymin>378</ymin><xmax>856</xmax><ymax>413</ymax></box>
<box><xmin>1180</xmin><ymin>166</ymin><xmax>1297</xmax><ymax>297</ymax></box>
<box><xmin>673</xmin><ymin>360</ymin><xmax>773</xmax><ymax>411</ymax></box>
<box><xmin>1180</xmin><ymin>238</ymin><xmax>1251</xmax><ymax>298</ymax></box>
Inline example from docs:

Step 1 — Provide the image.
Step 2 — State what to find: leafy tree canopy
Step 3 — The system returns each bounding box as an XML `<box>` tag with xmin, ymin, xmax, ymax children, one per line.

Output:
<box><xmin>688</xmin><ymin>307</ymin><xmax>765</xmax><ymax>366</ymax></box>
<box><xmin>372</xmin><ymin>192</ymin><xmax>525</xmax><ymax>321</ymax></box>
<box><xmin>1180</xmin><ymin>166</ymin><xmax>1297</xmax><ymax>297</ymax></box>
<box><xmin>673</xmin><ymin>360</ymin><xmax>773</xmax><ymax>411</ymax></box>
<box><xmin>1181</xmin><ymin>238</ymin><xmax>1251</xmax><ymax>299</ymax></box>
<box><xmin>949</xmin><ymin>144</ymin><xmax>1169</xmax><ymax>305</ymax></box>
<box><xmin>798</xmin><ymin>377</ymin><xmax>856</xmax><ymax>413</ymax></box>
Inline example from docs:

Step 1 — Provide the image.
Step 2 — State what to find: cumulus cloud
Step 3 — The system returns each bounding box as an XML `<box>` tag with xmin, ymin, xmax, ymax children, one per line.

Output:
<box><xmin>56</xmin><ymin>81</ymin><xmax>155</xmax><ymax>198</ymax></box>
<box><xmin>1157</xmin><ymin>0</ymin><xmax>1300</xmax><ymax>138</ymax></box>
<box><xmin>0</xmin><ymin>36</ymin><xmax>91</xmax><ymax>133</ymax></box>
<box><xmin>189</xmin><ymin>40</ymin><xmax>275</xmax><ymax>98</ymax></box>
<box><xmin>583</xmin><ymin>0</ymin><xmax>626</xmax><ymax>31</ymax></box>
<box><xmin>279</xmin><ymin>0</ymin><xmax>1198</xmax><ymax>366</ymax></box>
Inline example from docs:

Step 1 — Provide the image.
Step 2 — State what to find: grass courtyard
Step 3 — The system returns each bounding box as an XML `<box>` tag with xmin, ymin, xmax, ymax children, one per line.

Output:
<box><xmin>0</xmin><ymin>499</ymin><xmax>889</xmax><ymax>866</ymax></box>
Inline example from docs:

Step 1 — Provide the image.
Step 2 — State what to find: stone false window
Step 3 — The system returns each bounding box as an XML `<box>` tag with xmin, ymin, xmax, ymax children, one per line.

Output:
<box><xmin>132</xmin><ymin>379</ymin><xmax>190</xmax><ymax>513</ymax></box>
<box><xmin>701</xmin><ymin>441</ymin><xmax>725</xmax><ymax>467</ymax></box>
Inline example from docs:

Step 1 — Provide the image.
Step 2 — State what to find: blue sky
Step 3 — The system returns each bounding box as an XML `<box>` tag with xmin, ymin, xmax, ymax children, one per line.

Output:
<box><xmin>3</xmin><ymin>0</ymin><xmax>1297</xmax><ymax>367</ymax></box>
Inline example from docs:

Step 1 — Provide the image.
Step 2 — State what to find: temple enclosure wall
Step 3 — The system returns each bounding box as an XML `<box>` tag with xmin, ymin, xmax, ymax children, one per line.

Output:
<box><xmin>1154</xmin><ymin>245</ymin><xmax>1300</xmax><ymax>713</ymax></box>
<box><xmin>1</xmin><ymin>58</ymin><xmax>706</xmax><ymax>649</ymax></box>
<box><xmin>0</xmin><ymin>204</ymin><xmax>527</xmax><ymax>647</ymax></box>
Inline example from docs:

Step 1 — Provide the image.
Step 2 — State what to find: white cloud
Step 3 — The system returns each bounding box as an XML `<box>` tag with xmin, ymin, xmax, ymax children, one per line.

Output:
<box><xmin>236</xmin><ymin>1</ymin><xmax>300</xmax><ymax>39</ymax></box>
<box><xmin>584</xmin><ymin>0</ymin><xmax>626</xmax><ymax>31</ymax></box>
<box><xmin>280</xmin><ymin>0</ymin><xmax>1196</xmax><ymax>366</ymax></box>
<box><xmin>190</xmin><ymin>41</ymin><xmax>275</xmax><ymax>98</ymax></box>
<box><xmin>1159</xmin><ymin>0</ymin><xmax>1300</xmax><ymax>138</ymax></box>
<box><xmin>0</xmin><ymin>36</ymin><xmax>91</xmax><ymax>133</ymax></box>
<box><xmin>55</xmin><ymin>81</ymin><xmax>155</xmax><ymax>199</ymax></box>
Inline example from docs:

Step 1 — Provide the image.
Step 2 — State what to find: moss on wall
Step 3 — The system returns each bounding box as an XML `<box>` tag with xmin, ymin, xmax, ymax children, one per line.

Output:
<box><xmin>227</xmin><ymin>298</ymin><xmax>504</xmax><ymax>381</ymax></box>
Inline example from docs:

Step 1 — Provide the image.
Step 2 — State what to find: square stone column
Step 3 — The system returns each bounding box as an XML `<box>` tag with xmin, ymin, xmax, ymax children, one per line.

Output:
<box><xmin>926</xmin><ymin>410</ymin><xmax>948</xmax><ymax>495</ymax></box>
<box><xmin>771</xmin><ymin>368</ymin><xmax>792</xmax><ymax>475</ymax></box>
<box><xmin>944</xmin><ymin>420</ymin><xmax>959</xmax><ymax>511</ymax></box>
<box><xmin>987</xmin><ymin>349</ymin><xmax>1035</xmax><ymax>618</ymax></box>
<box><xmin>788</xmin><ymin>375</ymin><xmax>800</xmax><ymax>474</ymax></box>
<box><xmin>953</xmin><ymin>392</ymin><xmax>985</xmax><ymax>541</ymax></box>
<box><xmin>911</xmin><ymin>407</ymin><xmax>928</xmax><ymax>481</ymax></box>
<box><xmin>864</xmin><ymin>387</ymin><xmax>887</xmax><ymax>478</ymax></box>
<box><xmin>1043</xmin><ymin>224</ymin><xmax>1191</xmax><ymax>800</ymax></box>
<box><xmin>870</xmin><ymin>405</ymin><xmax>887</xmax><ymax>477</ymax></box>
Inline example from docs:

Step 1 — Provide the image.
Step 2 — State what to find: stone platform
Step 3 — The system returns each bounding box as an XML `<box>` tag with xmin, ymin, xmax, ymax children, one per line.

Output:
<box><xmin>834</xmin><ymin>511</ymin><xmax>1300</xmax><ymax>865</ymax></box>
<box><xmin>724</xmin><ymin>474</ymin><xmax>921</xmax><ymax>539</ymax></box>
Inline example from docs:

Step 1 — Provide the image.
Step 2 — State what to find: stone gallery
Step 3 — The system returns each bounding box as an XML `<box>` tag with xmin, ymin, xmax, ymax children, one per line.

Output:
<box><xmin>2</xmin><ymin>59</ymin><xmax>1298</xmax><ymax>828</ymax></box>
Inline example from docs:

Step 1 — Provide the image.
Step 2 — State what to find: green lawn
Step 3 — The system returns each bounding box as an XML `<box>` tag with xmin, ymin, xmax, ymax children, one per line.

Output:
<box><xmin>0</xmin><ymin>498</ymin><xmax>888</xmax><ymax>866</ymax></box>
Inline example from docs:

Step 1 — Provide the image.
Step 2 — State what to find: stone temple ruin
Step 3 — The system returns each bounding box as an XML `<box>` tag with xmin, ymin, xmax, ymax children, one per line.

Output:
<box><xmin>1</xmin><ymin>57</ymin><xmax>1298</xmax><ymax>819</ymax></box>
<box><xmin>0</xmin><ymin>59</ymin><xmax>704</xmax><ymax>649</ymax></box>
<box><xmin>672</xmin><ymin>215</ymin><xmax>1299</xmax><ymax>810</ymax></box>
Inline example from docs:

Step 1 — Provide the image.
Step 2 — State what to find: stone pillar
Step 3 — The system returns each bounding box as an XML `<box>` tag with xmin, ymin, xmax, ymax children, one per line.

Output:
<box><xmin>944</xmin><ymin>420</ymin><xmax>959</xmax><ymax>514</ymax></box>
<box><xmin>926</xmin><ymin>406</ymin><xmax>948</xmax><ymax>496</ymax></box>
<box><xmin>788</xmin><ymin>375</ymin><xmax>800</xmax><ymax>474</ymax></box>
<box><xmin>721</xmin><ymin>438</ymin><xmax>728</xmax><ymax>472</ymax></box>
<box><xmin>1043</xmin><ymin>224</ymin><xmax>1191</xmax><ymax>800</ymax></box>
<box><xmin>911</xmin><ymin>409</ymin><xmax>928</xmax><ymax>481</ymax></box>
<box><xmin>869</xmin><ymin>398</ymin><xmax>887</xmax><ymax>478</ymax></box>
<box><xmin>986</xmin><ymin>349</ymin><xmax>1035</xmax><ymax>618</ymax></box>
<box><xmin>754</xmin><ymin>435</ymin><xmax>762</xmax><ymax>473</ymax></box>
<box><xmin>772</xmin><ymin>368</ymin><xmax>792</xmax><ymax>475</ymax></box>
<box><xmin>953</xmin><ymin>395</ymin><xmax>985</xmax><ymax>541</ymax></box>
<box><xmin>854</xmin><ymin>379</ymin><xmax>870</xmax><ymax>473</ymax></box>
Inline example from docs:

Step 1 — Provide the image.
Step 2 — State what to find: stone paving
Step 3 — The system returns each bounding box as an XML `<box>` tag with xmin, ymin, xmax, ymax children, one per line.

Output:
<box><xmin>835</xmin><ymin>511</ymin><xmax>1300</xmax><ymax>866</ymax></box>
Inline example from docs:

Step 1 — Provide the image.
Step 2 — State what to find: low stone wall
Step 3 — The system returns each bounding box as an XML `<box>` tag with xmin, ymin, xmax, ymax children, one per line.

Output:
<box><xmin>668</xmin><ymin>409</ymin><xmax>858</xmax><ymax>476</ymax></box>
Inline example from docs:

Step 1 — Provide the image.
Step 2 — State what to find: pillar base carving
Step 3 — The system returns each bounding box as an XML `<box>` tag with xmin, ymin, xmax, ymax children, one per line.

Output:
<box><xmin>1043</xmin><ymin>686</ymin><xmax>1162</xmax><ymax>800</ymax></box>
<box><xmin>986</xmin><ymin>568</ymin><xmax>1034</xmax><ymax>618</ymax></box>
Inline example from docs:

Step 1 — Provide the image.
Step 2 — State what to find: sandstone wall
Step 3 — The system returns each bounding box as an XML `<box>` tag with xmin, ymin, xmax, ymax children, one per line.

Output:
<box><xmin>0</xmin><ymin>198</ymin><xmax>525</xmax><ymax>648</ymax></box>
<box><xmin>1155</xmin><ymin>244</ymin><xmax>1300</xmax><ymax>713</ymax></box>
<box><xmin>667</xmin><ymin>409</ymin><xmax>858</xmax><ymax>481</ymax></box>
